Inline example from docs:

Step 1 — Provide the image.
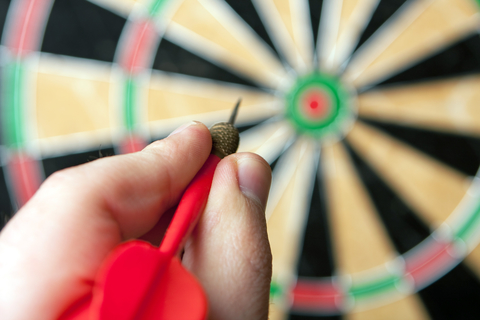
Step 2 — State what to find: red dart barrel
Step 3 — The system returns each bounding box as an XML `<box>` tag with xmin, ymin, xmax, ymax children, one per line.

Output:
<box><xmin>159</xmin><ymin>154</ymin><xmax>221</xmax><ymax>257</ymax></box>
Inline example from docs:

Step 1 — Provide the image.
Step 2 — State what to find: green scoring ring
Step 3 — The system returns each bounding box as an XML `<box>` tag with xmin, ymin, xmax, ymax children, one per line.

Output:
<box><xmin>285</xmin><ymin>73</ymin><xmax>354</xmax><ymax>138</ymax></box>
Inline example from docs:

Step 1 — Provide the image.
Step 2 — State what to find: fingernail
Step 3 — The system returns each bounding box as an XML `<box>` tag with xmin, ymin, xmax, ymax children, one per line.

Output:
<box><xmin>237</xmin><ymin>157</ymin><xmax>271</xmax><ymax>209</ymax></box>
<box><xmin>168</xmin><ymin>121</ymin><xmax>200</xmax><ymax>137</ymax></box>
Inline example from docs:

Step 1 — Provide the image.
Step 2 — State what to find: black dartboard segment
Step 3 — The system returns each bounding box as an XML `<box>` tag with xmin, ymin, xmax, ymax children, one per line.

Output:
<box><xmin>42</xmin><ymin>0</ymin><xmax>126</xmax><ymax>62</ymax></box>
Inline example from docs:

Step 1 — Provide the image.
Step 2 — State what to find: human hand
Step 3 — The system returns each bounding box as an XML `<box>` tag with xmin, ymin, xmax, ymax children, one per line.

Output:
<box><xmin>0</xmin><ymin>122</ymin><xmax>272</xmax><ymax>320</ymax></box>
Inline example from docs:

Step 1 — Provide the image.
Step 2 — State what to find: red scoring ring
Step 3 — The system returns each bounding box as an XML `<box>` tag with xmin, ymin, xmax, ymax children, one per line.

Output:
<box><xmin>300</xmin><ymin>88</ymin><xmax>332</xmax><ymax>121</ymax></box>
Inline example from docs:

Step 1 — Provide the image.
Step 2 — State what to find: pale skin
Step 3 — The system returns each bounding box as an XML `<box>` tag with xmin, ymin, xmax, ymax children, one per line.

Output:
<box><xmin>0</xmin><ymin>122</ymin><xmax>273</xmax><ymax>320</ymax></box>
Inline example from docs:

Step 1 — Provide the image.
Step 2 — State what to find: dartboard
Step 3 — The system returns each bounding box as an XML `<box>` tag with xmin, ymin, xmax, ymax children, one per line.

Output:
<box><xmin>2</xmin><ymin>0</ymin><xmax>480</xmax><ymax>319</ymax></box>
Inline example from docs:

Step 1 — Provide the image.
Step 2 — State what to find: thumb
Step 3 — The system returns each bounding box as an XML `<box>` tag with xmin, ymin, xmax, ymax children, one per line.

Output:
<box><xmin>182</xmin><ymin>153</ymin><xmax>272</xmax><ymax>320</ymax></box>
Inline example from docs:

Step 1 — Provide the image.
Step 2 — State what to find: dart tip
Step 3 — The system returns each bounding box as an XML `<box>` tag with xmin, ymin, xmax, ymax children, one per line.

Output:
<box><xmin>209</xmin><ymin>99</ymin><xmax>241</xmax><ymax>159</ymax></box>
<box><xmin>228</xmin><ymin>98</ymin><xmax>242</xmax><ymax>125</ymax></box>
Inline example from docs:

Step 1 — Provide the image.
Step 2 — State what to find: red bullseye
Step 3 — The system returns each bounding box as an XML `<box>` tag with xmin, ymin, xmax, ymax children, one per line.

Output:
<box><xmin>301</xmin><ymin>89</ymin><xmax>331</xmax><ymax>120</ymax></box>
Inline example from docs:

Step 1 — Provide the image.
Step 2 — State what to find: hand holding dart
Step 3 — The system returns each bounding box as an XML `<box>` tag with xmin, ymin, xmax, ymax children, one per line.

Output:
<box><xmin>59</xmin><ymin>101</ymin><xmax>241</xmax><ymax>320</ymax></box>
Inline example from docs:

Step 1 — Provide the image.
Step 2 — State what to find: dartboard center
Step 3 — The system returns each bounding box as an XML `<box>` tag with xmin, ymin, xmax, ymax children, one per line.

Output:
<box><xmin>286</xmin><ymin>73</ymin><xmax>355</xmax><ymax>138</ymax></box>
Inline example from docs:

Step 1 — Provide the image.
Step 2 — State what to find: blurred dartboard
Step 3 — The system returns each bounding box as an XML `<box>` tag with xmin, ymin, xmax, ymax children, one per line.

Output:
<box><xmin>2</xmin><ymin>0</ymin><xmax>480</xmax><ymax>319</ymax></box>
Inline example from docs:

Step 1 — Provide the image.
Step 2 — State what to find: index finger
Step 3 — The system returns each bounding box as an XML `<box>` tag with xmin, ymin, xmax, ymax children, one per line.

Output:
<box><xmin>0</xmin><ymin>121</ymin><xmax>211</xmax><ymax>320</ymax></box>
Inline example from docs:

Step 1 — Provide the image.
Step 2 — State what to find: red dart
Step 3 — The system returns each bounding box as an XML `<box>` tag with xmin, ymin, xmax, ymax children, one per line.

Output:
<box><xmin>59</xmin><ymin>101</ymin><xmax>241</xmax><ymax>320</ymax></box>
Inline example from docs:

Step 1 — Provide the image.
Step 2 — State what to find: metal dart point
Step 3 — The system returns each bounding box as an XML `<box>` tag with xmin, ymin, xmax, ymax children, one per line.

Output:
<box><xmin>210</xmin><ymin>99</ymin><xmax>241</xmax><ymax>159</ymax></box>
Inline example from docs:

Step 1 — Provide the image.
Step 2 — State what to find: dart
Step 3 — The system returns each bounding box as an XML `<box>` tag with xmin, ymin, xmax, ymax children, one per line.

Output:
<box><xmin>59</xmin><ymin>100</ymin><xmax>241</xmax><ymax>320</ymax></box>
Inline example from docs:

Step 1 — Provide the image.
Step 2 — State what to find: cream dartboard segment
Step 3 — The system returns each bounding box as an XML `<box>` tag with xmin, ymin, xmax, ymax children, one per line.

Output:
<box><xmin>2</xmin><ymin>0</ymin><xmax>480</xmax><ymax>319</ymax></box>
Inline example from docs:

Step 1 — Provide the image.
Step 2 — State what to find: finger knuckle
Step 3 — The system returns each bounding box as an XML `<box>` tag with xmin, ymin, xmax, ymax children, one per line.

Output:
<box><xmin>43</xmin><ymin>167</ymin><xmax>82</xmax><ymax>189</ymax></box>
